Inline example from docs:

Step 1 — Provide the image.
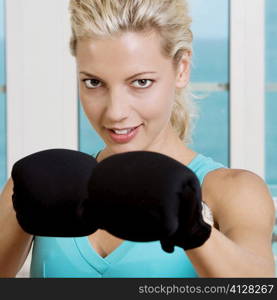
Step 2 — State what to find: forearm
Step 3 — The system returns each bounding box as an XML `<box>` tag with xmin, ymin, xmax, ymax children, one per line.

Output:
<box><xmin>186</xmin><ymin>227</ymin><xmax>275</xmax><ymax>277</ymax></box>
<box><xmin>0</xmin><ymin>178</ymin><xmax>33</xmax><ymax>277</ymax></box>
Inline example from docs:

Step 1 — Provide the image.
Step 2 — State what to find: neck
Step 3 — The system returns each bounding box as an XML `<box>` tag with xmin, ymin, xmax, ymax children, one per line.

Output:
<box><xmin>98</xmin><ymin>124</ymin><xmax>197</xmax><ymax>166</ymax></box>
<box><xmin>149</xmin><ymin>124</ymin><xmax>196</xmax><ymax>166</ymax></box>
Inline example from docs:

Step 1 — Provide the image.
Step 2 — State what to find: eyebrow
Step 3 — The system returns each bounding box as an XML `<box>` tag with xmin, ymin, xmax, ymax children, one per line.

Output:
<box><xmin>79</xmin><ymin>71</ymin><xmax>157</xmax><ymax>81</ymax></box>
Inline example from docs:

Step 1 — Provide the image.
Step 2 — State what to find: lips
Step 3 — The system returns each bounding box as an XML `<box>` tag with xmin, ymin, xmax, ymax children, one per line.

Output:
<box><xmin>106</xmin><ymin>125</ymin><xmax>142</xmax><ymax>144</ymax></box>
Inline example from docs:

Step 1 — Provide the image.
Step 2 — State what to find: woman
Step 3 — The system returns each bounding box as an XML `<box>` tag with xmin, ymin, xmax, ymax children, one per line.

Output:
<box><xmin>0</xmin><ymin>0</ymin><xmax>275</xmax><ymax>277</ymax></box>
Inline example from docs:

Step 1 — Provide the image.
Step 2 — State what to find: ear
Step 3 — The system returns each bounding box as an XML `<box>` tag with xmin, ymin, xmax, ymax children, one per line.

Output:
<box><xmin>175</xmin><ymin>51</ymin><xmax>191</xmax><ymax>89</ymax></box>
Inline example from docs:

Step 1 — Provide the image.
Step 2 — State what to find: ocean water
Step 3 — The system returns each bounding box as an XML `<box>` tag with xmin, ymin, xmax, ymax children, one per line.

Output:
<box><xmin>266</xmin><ymin>0</ymin><xmax>277</xmax><ymax>82</ymax></box>
<box><xmin>265</xmin><ymin>0</ymin><xmax>277</xmax><ymax>193</ymax></box>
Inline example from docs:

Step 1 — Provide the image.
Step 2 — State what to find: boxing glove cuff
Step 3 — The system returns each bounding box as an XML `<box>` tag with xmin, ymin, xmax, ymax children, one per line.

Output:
<box><xmin>201</xmin><ymin>202</ymin><xmax>214</xmax><ymax>226</ymax></box>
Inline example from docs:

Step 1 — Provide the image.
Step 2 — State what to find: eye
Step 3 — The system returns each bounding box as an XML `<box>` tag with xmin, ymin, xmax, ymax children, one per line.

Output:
<box><xmin>132</xmin><ymin>79</ymin><xmax>153</xmax><ymax>89</ymax></box>
<box><xmin>82</xmin><ymin>79</ymin><xmax>103</xmax><ymax>89</ymax></box>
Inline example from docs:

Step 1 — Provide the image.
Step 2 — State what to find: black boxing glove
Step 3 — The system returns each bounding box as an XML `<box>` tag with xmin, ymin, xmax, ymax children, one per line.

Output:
<box><xmin>85</xmin><ymin>151</ymin><xmax>212</xmax><ymax>253</ymax></box>
<box><xmin>11</xmin><ymin>149</ymin><xmax>98</xmax><ymax>237</ymax></box>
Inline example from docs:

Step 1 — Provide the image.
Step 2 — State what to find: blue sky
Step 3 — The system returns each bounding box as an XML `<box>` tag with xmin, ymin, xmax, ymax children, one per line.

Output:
<box><xmin>0</xmin><ymin>0</ymin><xmax>3</xmax><ymax>40</ymax></box>
<box><xmin>188</xmin><ymin>0</ymin><xmax>229</xmax><ymax>40</ymax></box>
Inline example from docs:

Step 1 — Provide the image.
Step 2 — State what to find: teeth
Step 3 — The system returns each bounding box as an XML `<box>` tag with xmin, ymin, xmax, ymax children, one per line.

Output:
<box><xmin>113</xmin><ymin>128</ymin><xmax>133</xmax><ymax>135</ymax></box>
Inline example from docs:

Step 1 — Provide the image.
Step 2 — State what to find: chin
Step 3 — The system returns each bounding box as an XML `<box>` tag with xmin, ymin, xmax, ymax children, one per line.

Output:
<box><xmin>106</xmin><ymin>142</ymin><xmax>146</xmax><ymax>155</ymax></box>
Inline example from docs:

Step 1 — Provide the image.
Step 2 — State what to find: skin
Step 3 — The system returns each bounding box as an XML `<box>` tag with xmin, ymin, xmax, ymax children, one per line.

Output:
<box><xmin>0</xmin><ymin>178</ymin><xmax>33</xmax><ymax>277</ymax></box>
<box><xmin>75</xmin><ymin>30</ymin><xmax>276</xmax><ymax>277</ymax></box>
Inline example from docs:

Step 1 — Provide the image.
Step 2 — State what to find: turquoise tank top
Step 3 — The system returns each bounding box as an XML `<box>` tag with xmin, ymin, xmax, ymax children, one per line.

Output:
<box><xmin>30</xmin><ymin>152</ymin><xmax>226</xmax><ymax>278</ymax></box>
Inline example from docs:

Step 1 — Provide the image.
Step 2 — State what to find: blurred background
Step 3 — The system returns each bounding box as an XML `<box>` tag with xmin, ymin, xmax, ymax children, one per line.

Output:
<box><xmin>0</xmin><ymin>0</ymin><xmax>276</xmax><ymax>277</ymax></box>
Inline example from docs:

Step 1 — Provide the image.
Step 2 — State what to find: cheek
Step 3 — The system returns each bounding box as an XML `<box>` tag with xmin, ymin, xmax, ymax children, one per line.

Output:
<box><xmin>142</xmin><ymin>82</ymin><xmax>175</xmax><ymax>121</ymax></box>
<box><xmin>79</xmin><ymin>92</ymin><xmax>103</xmax><ymax>126</ymax></box>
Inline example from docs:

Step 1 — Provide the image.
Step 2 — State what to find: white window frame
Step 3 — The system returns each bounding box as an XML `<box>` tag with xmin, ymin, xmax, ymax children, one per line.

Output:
<box><xmin>5</xmin><ymin>0</ymin><xmax>78</xmax><ymax>176</ymax></box>
<box><xmin>230</xmin><ymin>0</ymin><xmax>265</xmax><ymax>178</ymax></box>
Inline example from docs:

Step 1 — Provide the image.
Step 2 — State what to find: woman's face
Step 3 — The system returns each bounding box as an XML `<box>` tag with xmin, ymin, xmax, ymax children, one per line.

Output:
<box><xmin>76</xmin><ymin>30</ymin><xmax>189</xmax><ymax>154</ymax></box>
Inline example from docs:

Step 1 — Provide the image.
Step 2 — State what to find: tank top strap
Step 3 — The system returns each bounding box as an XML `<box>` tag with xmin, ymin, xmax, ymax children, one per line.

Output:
<box><xmin>91</xmin><ymin>151</ymin><xmax>101</xmax><ymax>159</ymax></box>
<box><xmin>187</xmin><ymin>153</ymin><xmax>227</xmax><ymax>185</ymax></box>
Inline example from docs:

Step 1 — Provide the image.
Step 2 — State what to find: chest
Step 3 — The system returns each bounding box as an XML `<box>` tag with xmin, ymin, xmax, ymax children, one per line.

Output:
<box><xmin>88</xmin><ymin>229</ymin><xmax>124</xmax><ymax>258</ymax></box>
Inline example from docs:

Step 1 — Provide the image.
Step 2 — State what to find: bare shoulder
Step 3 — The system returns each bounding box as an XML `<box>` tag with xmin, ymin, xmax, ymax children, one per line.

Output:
<box><xmin>202</xmin><ymin>167</ymin><xmax>275</xmax><ymax>214</ymax></box>
<box><xmin>0</xmin><ymin>177</ymin><xmax>14</xmax><ymax>209</ymax></box>
<box><xmin>201</xmin><ymin>168</ymin><xmax>275</xmax><ymax>255</ymax></box>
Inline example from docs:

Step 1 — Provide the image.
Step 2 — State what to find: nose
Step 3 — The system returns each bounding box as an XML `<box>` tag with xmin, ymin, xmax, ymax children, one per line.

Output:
<box><xmin>104</xmin><ymin>88</ymin><xmax>131</xmax><ymax>122</ymax></box>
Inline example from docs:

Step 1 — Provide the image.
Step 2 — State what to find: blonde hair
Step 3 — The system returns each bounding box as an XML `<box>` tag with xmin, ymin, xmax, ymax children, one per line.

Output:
<box><xmin>69</xmin><ymin>0</ymin><xmax>199</xmax><ymax>144</ymax></box>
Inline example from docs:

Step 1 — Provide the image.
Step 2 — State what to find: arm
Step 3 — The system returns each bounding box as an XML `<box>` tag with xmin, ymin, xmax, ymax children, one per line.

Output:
<box><xmin>0</xmin><ymin>178</ymin><xmax>33</xmax><ymax>277</ymax></box>
<box><xmin>186</xmin><ymin>169</ymin><xmax>276</xmax><ymax>277</ymax></box>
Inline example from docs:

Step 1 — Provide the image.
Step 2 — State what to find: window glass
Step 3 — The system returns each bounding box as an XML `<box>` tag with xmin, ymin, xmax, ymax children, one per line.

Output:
<box><xmin>79</xmin><ymin>103</ymin><xmax>105</xmax><ymax>157</ymax></box>
<box><xmin>265</xmin><ymin>0</ymin><xmax>277</xmax><ymax>277</ymax></box>
<box><xmin>265</xmin><ymin>0</ymin><xmax>277</xmax><ymax>197</ymax></box>
<box><xmin>188</xmin><ymin>0</ymin><xmax>229</xmax><ymax>166</ymax></box>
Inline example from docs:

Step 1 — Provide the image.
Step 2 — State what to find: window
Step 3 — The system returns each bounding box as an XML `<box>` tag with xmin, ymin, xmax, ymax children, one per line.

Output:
<box><xmin>265</xmin><ymin>0</ymin><xmax>277</xmax><ymax>198</ymax></box>
<box><xmin>265</xmin><ymin>0</ymin><xmax>277</xmax><ymax>275</ymax></box>
<box><xmin>79</xmin><ymin>104</ymin><xmax>105</xmax><ymax>157</ymax></box>
<box><xmin>188</xmin><ymin>0</ymin><xmax>229</xmax><ymax>166</ymax></box>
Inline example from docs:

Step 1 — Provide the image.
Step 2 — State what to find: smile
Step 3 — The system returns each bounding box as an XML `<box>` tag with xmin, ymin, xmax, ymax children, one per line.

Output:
<box><xmin>106</xmin><ymin>125</ymin><xmax>142</xmax><ymax>144</ymax></box>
